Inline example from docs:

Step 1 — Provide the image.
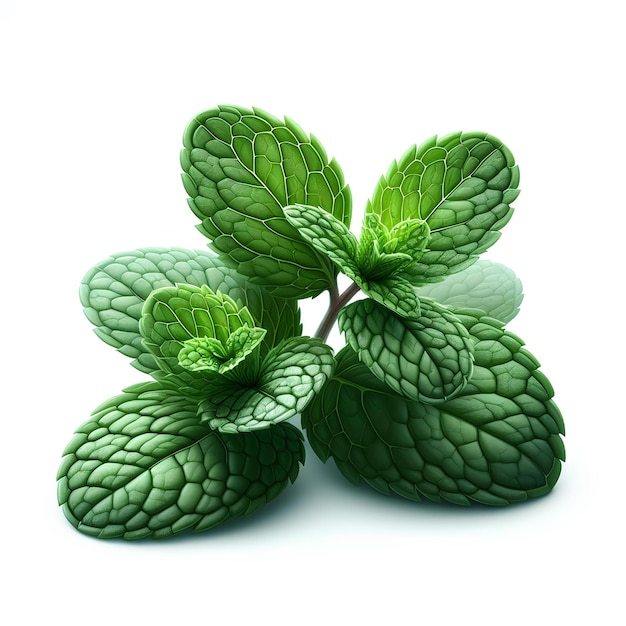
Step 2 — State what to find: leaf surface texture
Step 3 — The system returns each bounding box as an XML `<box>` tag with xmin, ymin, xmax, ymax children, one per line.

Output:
<box><xmin>304</xmin><ymin>311</ymin><xmax>564</xmax><ymax>505</ymax></box>
<box><xmin>368</xmin><ymin>132</ymin><xmax>520</xmax><ymax>282</ymax></box>
<box><xmin>417</xmin><ymin>260</ymin><xmax>523</xmax><ymax>324</ymax></box>
<box><xmin>80</xmin><ymin>247</ymin><xmax>302</xmax><ymax>372</ymax></box>
<box><xmin>339</xmin><ymin>298</ymin><xmax>474</xmax><ymax>403</ymax></box>
<box><xmin>57</xmin><ymin>384</ymin><xmax>305</xmax><ymax>539</ymax></box>
<box><xmin>181</xmin><ymin>105</ymin><xmax>352</xmax><ymax>298</ymax></box>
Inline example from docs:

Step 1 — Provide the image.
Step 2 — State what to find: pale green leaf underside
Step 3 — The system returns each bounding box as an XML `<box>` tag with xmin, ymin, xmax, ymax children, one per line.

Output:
<box><xmin>368</xmin><ymin>132</ymin><xmax>520</xmax><ymax>282</ymax></box>
<box><xmin>181</xmin><ymin>105</ymin><xmax>352</xmax><ymax>298</ymax></box>
<box><xmin>417</xmin><ymin>260</ymin><xmax>523</xmax><ymax>324</ymax></box>
<box><xmin>304</xmin><ymin>311</ymin><xmax>564</xmax><ymax>506</ymax></box>
<box><xmin>339</xmin><ymin>298</ymin><xmax>474</xmax><ymax>403</ymax></box>
<box><xmin>57</xmin><ymin>384</ymin><xmax>304</xmax><ymax>539</ymax></box>
<box><xmin>80</xmin><ymin>247</ymin><xmax>302</xmax><ymax>373</ymax></box>
<box><xmin>199</xmin><ymin>337</ymin><xmax>336</xmax><ymax>433</ymax></box>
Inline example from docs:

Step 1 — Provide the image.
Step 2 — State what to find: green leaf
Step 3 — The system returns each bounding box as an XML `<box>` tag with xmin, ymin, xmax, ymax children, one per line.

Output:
<box><xmin>178</xmin><ymin>326</ymin><xmax>267</xmax><ymax>375</ymax></box>
<box><xmin>198</xmin><ymin>337</ymin><xmax>336</xmax><ymax>433</ymax></box>
<box><xmin>80</xmin><ymin>247</ymin><xmax>302</xmax><ymax>373</ymax></box>
<box><xmin>139</xmin><ymin>283</ymin><xmax>259</xmax><ymax>382</ymax></box>
<box><xmin>284</xmin><ymin>203</ymin><xmax>421</xmax><ymax>319</ymax></box>
<box><xmin>283</xmin><ymin>203</ymin><xmax>359</xmax><ymax>277</ymax></box>
<box><xmin>416</xmin><ymin>260</ymin><xmax>524</xmax><ymax>324</ymax></box>
<box><xmin>303</xmin><ymin>311</ymin><xmax>564</xmax><ymax>506</ymax></box>
<box><xmin>358</xmin><ymin>276</ymin><xmax>421</xmax><ymax>319</ymax></box>
<box><xmin>339</xmin><ymin>298</ymin><xmax>474</xmax><ymax>403</ymax></box>
<box><xmin>386</xmin><ymin>218</ymin><xmax>431</xmax><ymax>256</ymax></box>
<box><xmin>181</xmin><ymin>105</ymin><xmax>352</xmax><ymax>298</ymax></box>
<box><xmin>57</xmin><ymin>384</ymin><xmax>305</xmax><ymax>539</ymax></box>
<box><xmin>367</xmin><ymin>132</ymin><xmax>520</xmax><ymax>283</ymax></box>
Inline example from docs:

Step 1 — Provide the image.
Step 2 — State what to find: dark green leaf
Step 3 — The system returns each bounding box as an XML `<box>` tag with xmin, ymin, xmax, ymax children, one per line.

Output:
<box><xmin>57</xmin><ymin>384</ymin><xmax>304</xmax><ymax>539</ymax></box>
<box><xmin>303</xmin><ymin>311</ymin><xmax>564</xmax><ymax>505</ymax></box>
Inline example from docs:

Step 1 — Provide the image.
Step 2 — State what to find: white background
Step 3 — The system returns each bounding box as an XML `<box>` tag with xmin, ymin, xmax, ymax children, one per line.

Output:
<box><xmin>1</xmin><ymin>1</ymin><xmax>624</xmax><ymax>624</ymax></box>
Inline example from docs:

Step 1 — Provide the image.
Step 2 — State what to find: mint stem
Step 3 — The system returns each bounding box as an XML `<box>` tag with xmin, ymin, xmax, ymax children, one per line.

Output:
<box><xmin>315</xmin><ymin>281</ymin><xmax>361</xmax><ymax>341</ymax></box>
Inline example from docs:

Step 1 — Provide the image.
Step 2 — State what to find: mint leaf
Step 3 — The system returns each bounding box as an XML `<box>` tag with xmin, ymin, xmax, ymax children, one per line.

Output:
<box><xmin>356</xmin><ymin>243</ymin><xmax>413</xmax><ymax>280</ymax></box>
<box><xmin>386</xmin><ymin>218</ymin><xmax>431</xmax><ymax>256</ymax></box>
<box><xmin>416</xmin><ymin>260</ymin><xmax>524</xmax><ymax>324</ymax></box>
<box><xmin>338</xmin><ymin>298</ymin><xmax>474</xmax><ymax>403</ymax></box>
<box><xmin>284</xmin><ymin>203</ymin><xmax>422</xmax><ymax>319</ymax></box>
<box><xmin>283</xmin><ymin>203</ymin><xmax>359</xmax><ymax>276</ymax></box>
<box><xmin>139</xmin><ymin>283</ymin><xmax>334</xmax><ymax>432</ymax></box>
<box><xmin>181</xmin><ymin>105</ymin><xmax>352</xmax><ymax>298</ymax></box>
<box><xmin>358</xmin><ymin>276</ymin><xmax>421</xmax><ymax>319</ymax></box>
<box><xmin>139</xmin><ymin>283</ymin><xmax>258</xmax><ymax>381</ymax></box>
<box><xmin>178</xmin><ymin>326</ymin><xmax>267</xmax><ymax>375</ymax></box>
<box><xmin>368</xmin><ymin>132</ymin><xmax>520</xmax><ymax>282</ymax></box>
<box><xmin>80</xmin><ymin>247</ymin><xmax>302</xmax><ymax>372</ymax></box>
<box><xmin>199</xmin><ymin>337</ymin><xmax>335</xmax><ymax>433</ymax></box>
<box><xmin>303</xmin><ymin>312</ymin><xmax>564</xmax><ymax>506</ymax></box>
<box><xmin>57</xmin><ymin>383</ymin><xmax>304</xmax><ymax>539</ymax></box>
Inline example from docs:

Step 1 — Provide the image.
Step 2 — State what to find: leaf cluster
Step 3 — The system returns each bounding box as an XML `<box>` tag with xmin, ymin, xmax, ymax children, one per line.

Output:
<box><xmin>58</xmin><ymin>106</ymin><xmax>564</xmax><ymax>539</ymax></box>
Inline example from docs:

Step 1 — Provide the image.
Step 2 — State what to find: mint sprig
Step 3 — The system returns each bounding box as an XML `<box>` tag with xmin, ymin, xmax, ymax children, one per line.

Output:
<box><xmin>58</xmin><ymin>105</ymin><xmax>564</xmax><ymax>540</ymax></box>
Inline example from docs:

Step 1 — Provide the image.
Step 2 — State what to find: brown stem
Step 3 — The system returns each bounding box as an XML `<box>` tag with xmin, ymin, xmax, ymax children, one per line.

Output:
<box><xmin>315</xmin><ymin>281</ymin><xmax>361</xmax><ymax>341</ymax></box>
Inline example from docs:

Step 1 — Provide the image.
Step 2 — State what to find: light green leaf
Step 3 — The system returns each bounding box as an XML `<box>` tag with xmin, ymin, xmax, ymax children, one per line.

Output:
<box><xmin>181</xmin><ymin>105</ymin><xmax>352</xmax><ymax>298</ymax></box>
<box><xmin>386</xmin><ymin>218</ymin><xmax>431</xmax><ymax>256</ymax></box>
<box><xmin>303</xmin><ymin>311</ymin><xmax>564</xmax><ymax>506</ymax></box>
<box><xmin>199</xmin><ymin>337</ymin><xmax>336</xmax><ymax>433</ymax></box>
<box><xmin>80</xmin><ymin>247</ymin><xmax>302</xmax><ymax>372</ymax></box>
<box><xmin>339</xmin><ymin>298</ymin><xmax>473</xmax><ymax>403</ymax></box>
<box><xmin>57</xmin><ymin>384</ymin><xmax>304</xmax><ymax>540</ymax></box>
<box><xmin>178</xmin><ymin>326</ymin><xmax>267</xmax><ymax>375</ymax></box>
<box><xmin>356</xmin><ymin>249</ymin><xmax>414</xmax><ymax>281</ymax></box>
<box><xmin>416</xmin><ymin>260</ymin><xmax>524</xmax><ymax>324</ymax></box>
<box><xmin>139</xmin><ymin>283</ymin><xmax>258</xmax><ymax>383</ymax></box>
<box><xmin>368</xmin><ymin>132</ymin><xmax>520</xmax><ymax>282</ymax></box>
<box><xmin>285</xmin><ymin>203</ymin><xmax>421</xmax><ymax>319</ymax></box>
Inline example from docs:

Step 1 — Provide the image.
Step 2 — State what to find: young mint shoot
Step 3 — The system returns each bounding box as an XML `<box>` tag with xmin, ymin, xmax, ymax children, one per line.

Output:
<box><xmin>58</xmin><ymin>105</ymin><xmax>564</xmax><ymax>540</ymax></box>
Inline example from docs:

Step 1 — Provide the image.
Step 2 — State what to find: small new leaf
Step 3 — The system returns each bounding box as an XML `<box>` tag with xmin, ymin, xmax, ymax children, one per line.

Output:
<box><xmin>284</xmin><ymin>203</ymin><xmax>422</xmax><ymax>319</ymax></box>
<box><xmin>178</xmin><ymin>326</ymin><xmax>267</xmax><ymax>375</ymax></box>
<box><xmin>139</xmin><ymin>283</ymin><xmax>258</xmax><ymax>378</ymax></box>
<box><xmin>386</xmin><ymin>218</ymin><xmax>431</xmax><ymax>256</ymax></box>
<box><xmin>80</xmin><ymin>247</ymin><xmax>302</xmax><ymax>372</ymax></box>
